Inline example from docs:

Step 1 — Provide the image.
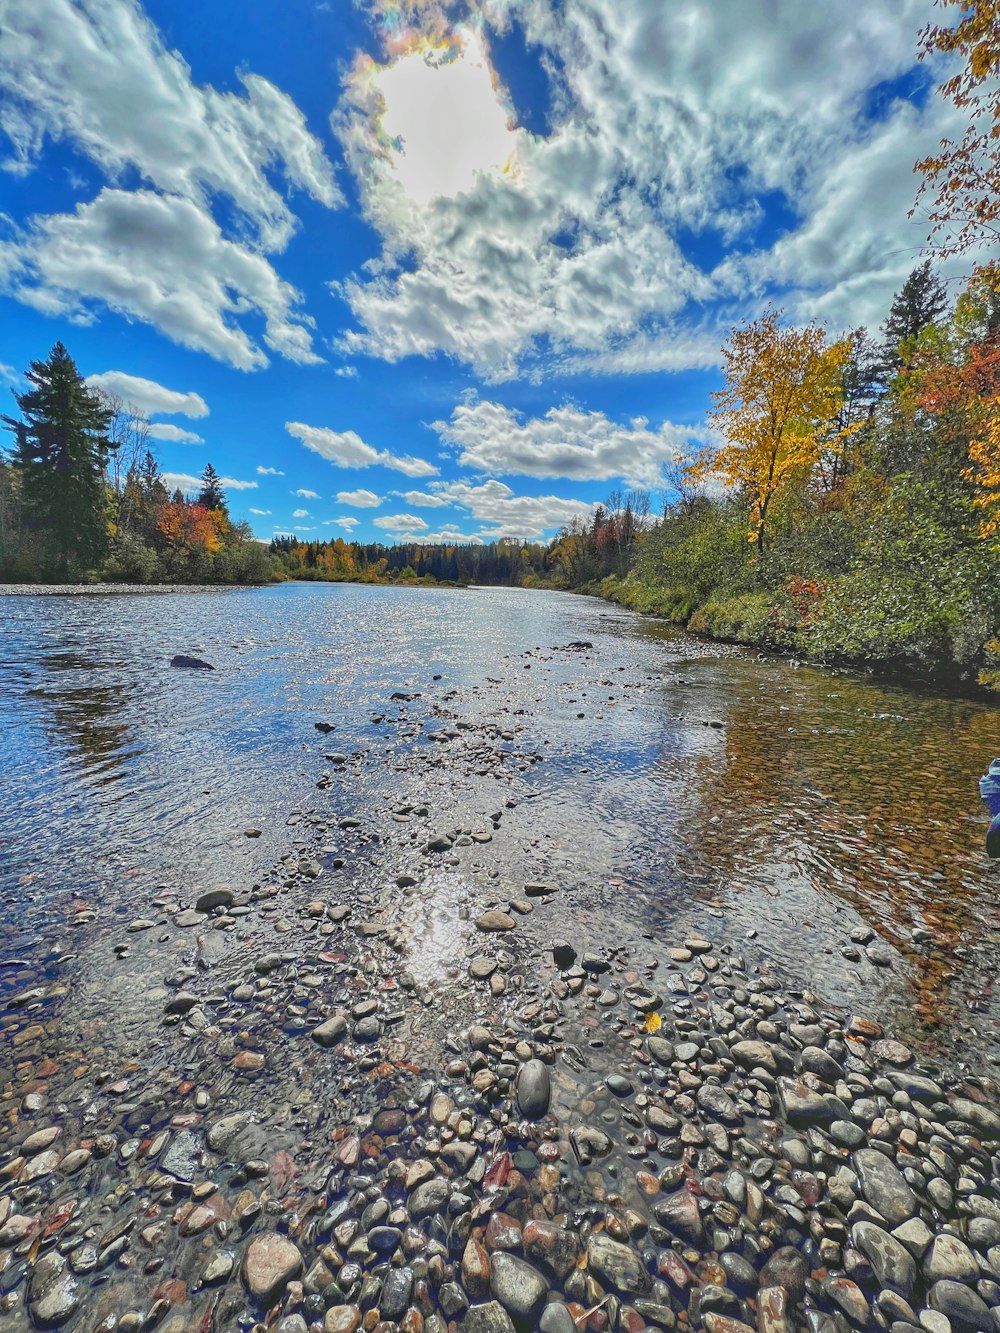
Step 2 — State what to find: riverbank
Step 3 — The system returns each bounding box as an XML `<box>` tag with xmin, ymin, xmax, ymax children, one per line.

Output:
<box><xmin>3</xmin><ymin>617</ymin><xmax>1000</xmax><ymax>1333</ymax></box>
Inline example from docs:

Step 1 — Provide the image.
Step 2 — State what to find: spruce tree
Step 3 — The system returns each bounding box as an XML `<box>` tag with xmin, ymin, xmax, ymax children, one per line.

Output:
<box><xmin>880</xmin><ymin>261</ymin><xmax>949</xmax><ymax>372</ymax></box>
<box><xmin>2</xmin><ymin>343</ymin><xmax>113</xmax><ymax>575</ymax></box>
<box><xmin>196</xmin><ymin>463</ymin><xmax>227</xmax><ymax>513</ymax></box>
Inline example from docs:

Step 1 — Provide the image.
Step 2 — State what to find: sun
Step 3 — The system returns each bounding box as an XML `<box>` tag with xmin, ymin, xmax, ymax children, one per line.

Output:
<box><xmin>376</xmin><ymin>28</ymin><xmax>519</xmax><ymax>205</ymax></box>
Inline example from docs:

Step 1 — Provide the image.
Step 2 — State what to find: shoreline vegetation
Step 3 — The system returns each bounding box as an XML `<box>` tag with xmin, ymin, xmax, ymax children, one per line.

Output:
<box><xmin>3</xmin><ymin>259</ymin><xmax>1000</xmax><ymax>692</ymax></box>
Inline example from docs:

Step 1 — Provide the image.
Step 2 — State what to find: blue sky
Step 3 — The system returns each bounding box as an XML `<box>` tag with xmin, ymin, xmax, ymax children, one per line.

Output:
<box><xmin>0</xmin><ymin>0</ymin><xmax>978</xmax><ymax>545</ymax></box>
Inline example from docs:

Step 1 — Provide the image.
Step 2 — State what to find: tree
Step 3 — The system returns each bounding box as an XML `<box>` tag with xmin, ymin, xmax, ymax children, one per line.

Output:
<box><xmin>2</xmin><ymin>342</ymin><xmax>113</xmax><ymax>574</ymax></box>
<box><xmin>914</xmin><ymin>0</ymin><xmax>1000</xmax><ymax>256</ymax></box>
<box><xmin>196</xmin><ymin>463</ymin><xmax>227</xmax><ymax>513</ymax></box>
<box><xmin>880</xmin><ymin>261</ymin><xmax>949</xmax><ymax>372</ymax></box>
<box><xmin>691</xmin><ymin>311</ymin><xmax>851</xmax><ymax>557</ymax></box>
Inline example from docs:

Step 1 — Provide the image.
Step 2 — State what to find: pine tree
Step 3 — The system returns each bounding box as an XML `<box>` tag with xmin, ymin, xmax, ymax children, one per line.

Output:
<box><xmin>880</xmin><ymin>261</ymin><xmax>949</xmax><ymax>372</ymax></box>
<box><xmin>196</xmin><ymin>463</ymin><xmax>227</xmax><ymax>513</ymax></box>
<box><xmin>2</xmin><ymin>342</ymin><xmax>113</xmax><ymax>574</ymax></box>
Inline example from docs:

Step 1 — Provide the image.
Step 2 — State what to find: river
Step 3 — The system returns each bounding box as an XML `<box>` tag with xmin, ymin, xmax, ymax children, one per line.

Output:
<box><xmin>2</xmin><ymin>582</ymin><xmax>998</xmax><ymax>1063</ymax></box>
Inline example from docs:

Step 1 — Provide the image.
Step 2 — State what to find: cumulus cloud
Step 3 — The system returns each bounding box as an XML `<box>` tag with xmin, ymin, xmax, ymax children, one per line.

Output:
<box><xmin>334</xmin><ymin>0</ymin><xmax>957</xmax><ymax>378</ymax></box>
<box><xmin>0</xmin><ymin>0</ymin><xmax>337</xmax><ymax>364</ymax></box>
<box><xmin>286</xmin><ymin>421</ymin><xmax>438</xmax><ymax>477</ymax></box>
<box><xmin>432</xmin><ymin>399</ymin><xmax>700</xmax><ymax>486</ymax></box>
<box><xmin>162</xmin><ymin>471</ymin><xmax>258</xmax><ymax>493</ymax></box>
<box><xmin>0</xmin><ymin>0</ymin><xmax>339</xmax><ymax>247</ymax></box>
<box><xmin>257</xmin><ymin>466</ymin><xmax>285</xmax><ymax>476</ymax></box>
<box><xmin>2</xmin><ymin>190</ymin><xmax>322</xmax><ymax>369</ymax></box>
<box><xmin>294</xmin><ymin>488</ymin><xmax>320</xmax><ymax>498</ymax></box>
<box><xmin>146</xmin><ymin>422</ymin><xmax>204</xmax><ymax>444</ymax></box>
<box><xmin>292</xmin><ymin>507</ymin><xmax>310</xmax><ymax>517</ymax></box>
<box><xmin>336</xmin><ymin>488</ymin><xmax>382</xmax><ymax>507</ymax></box>
<box><xmin>373</xmin><ymin>512</ymin><xmax>430</xmax><ymax>531</ymax></box>
<box><xmin>396</xmin><ymin>489</ymin><xmax>450</xmax><ymax>507</ymax></box>
<box><xmin>428</xmin><ymin>478</ymin><xmax>594</xmax><ymax>539</ymax></box>
<box><xmin>85</xmin><ymin>370</ymin><xmax>208</xmax><ymax>417</ymax></box>
<box><xmin>324</xmin><ymin>515</ymin><xmax>360</xmax><ymax>530</ymax></box>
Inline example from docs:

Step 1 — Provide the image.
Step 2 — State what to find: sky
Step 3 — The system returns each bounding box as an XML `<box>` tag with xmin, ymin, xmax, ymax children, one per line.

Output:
<box><xmin>0</xmin><ymin>0</ymin><xmax>983</xmax><ymax>545</ymax></box>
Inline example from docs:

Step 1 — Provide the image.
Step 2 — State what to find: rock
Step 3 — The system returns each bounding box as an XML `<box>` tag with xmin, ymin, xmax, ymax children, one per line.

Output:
<box><xmin>28</xmin><ymin>1252</ymin><xmax>79</xmax><ymax>1328</ymax></box>
<box><xmin>924</xmin><ymin>1235</ymin><xmax>979</xmax><ymax>1284</ymax></box>
<box><xmin>522</xmin><ymin>1221</ymin><xmax>578</xmax><ymax>1280</ymax></box>
<box><xmin>489</xmin><ymin>1252</ymin><xmax>548</xmax><ymax>1318</ymax></box>
<box><xmin>587</xmin><ymin>1233</ymin><xmax>651</xmax><ymax>1294</ymax></box>
<box><xmin>202</xmin><ymin>1250</ymin><xmax>235</xmax><ymax>1285</ymax></box>
<box><xmin>380</xmin><ymin>1266</ymin><xmax>414</xmax><ymax>1321</ymax></box>
<box><xmin>462</xmin><ymin>1301</ymin><xmax>516</xmax><ymax>1333</ymax></box>
<box><xmin>515</xmin><ymin>1059</ymin><xmax>551</xmax><ymax>1120</ymax></box>
<box><xmin>779</xmin><ymin>1077</ymin><xmax>850</xmax><ymax>1125</ymax></box>
<box><xmin>759</xmin><ymin>1246</ymin><xmax>808</xmax><ymax>1301</ymax></box>
<box><xmin>853</xmin><ymin>1222</ymin><xmax>917</xmax><ymax>1296</ymax></box>
<box><xmin>757</xmin><ymin>1285</ymin><xmax>792</xmax><ymax>1333</ymax></box>
<box><xmin>854</xmin><ymin>1149</ymin><xmax>918</xmax><ymax>1225</ymax></box>
<box><xmin>732</xmin><ymin>1040</ymin><xmax>778</xmax><ymax>1073</ymax></box>
<box><xmin>208</xmin><ymin>1112</ymin><xmax>252</xmax><ymax>1152</ymax></box>
<box><xmin>311</xmin><ymin>1015</ymin><xmax>347</xmax><ymax>1047</ymax></box>
<box><xmin>928</xmin><ymin>1281</ymin><xmax>994</xmax><ymax>1333</ymax></box>
<box><xmin>476</xmin><ymin>911</ymin><xmax>516</xmax><ymax>932</ymax></box>
<box><xmin>161</xmin><ymin>1129</ymin><xmax>201</xmax><ymax>1181</ymax></box>
<box><xmin>949</xmin><ymin>1097</ymin><xmax>1000</xmax><ymax>1139</ymax></box>
<box><xmin>825</xmin><ymin>1276</ymin><xmax>870</xmax><ymax>1325</ymax></box>
<box><xmin>570</xmin><ymin>1124</ymin><xmax>613</xmax><ymax>1165</ymax></box>
<box><xmin>22</xmin><ymin>1126</ymin><xmax>60</xmax><ymax>1154</ymax></box>
<box><xmin>539</xmin><ymin>1304</ymin><xmax>581</xmax><ymax>1333</ymax></box>
<box><xmin>552</xmin><ymin>941</ymin><xmax>576</xmax><ymax>969</ymax></box>
<box><xmin>647</xmin><ymin>1036</ymin><xmax>675</xmax><ymax>1066</ymax></box>
<box><xmin>195</xmin><ymin>887</ymin><xmax>235</xmax><ymax>913</ymax></box>
<box><xmin>324</xmin><ymin>1307</ymin><xmax>361</xmax><ymax>1333</ymax></box>
<box><xmin>170</xmin><ymin>655</ymin><xmax>214</xmax><ymax>669</ymax></box>
<box><xmin>654</xmin><ymin>1190</ymin><xmax>704</xmax><ymax>1244</ymax></box>
<box><xmin>174</xmin><ymin>908</ymin><xmax>206</xmax><ymax>927</ymax></box>
<box><xmin>697</xmin><ymin>1081</ymin><xmax>743</xmax><ymax>1124</ymax></box>
<box><xmin>409</xmin><ymin>1178</ymin><xmax>450</xmax><ymax>1218</ymax></box>
<box><xmin>165</xmin><ymin>991</ymin><xmax>199</xmax><ymax>1015</ymax></box>
<box><xmin>469</xmin><ymin>956</ymin><xmax>497</xmax><ymax>980</ymax></box>
<box><xmin>605</xmin><ymin>1074</ymin><xmax>634</xmax><ymax>1097</ymax></box>
<box><xmin>241</xmin><ymin>1233</ymin><xmax>303</xmax><ymax>1306</ymax></box>
<box><xmin>462</xmin><ymin>1240</ymin><xmax>492</xmax><ymax>1300</ymax></box>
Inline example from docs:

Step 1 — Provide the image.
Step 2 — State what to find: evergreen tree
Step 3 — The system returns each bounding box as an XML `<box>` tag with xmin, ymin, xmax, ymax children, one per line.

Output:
<box><xmin>196</xmin><ymin>463</ymin><xmax>227</xmax><ymax>513</ymax></box>
<box><xmin>880</xmin><ymin>261</ymin><xmax>949</xmax><ymax>371</ymax></box>
<box><xmin>2</xmin><ymin>342</ymin><xmax>113</xmax><ymax>574</ymax></box>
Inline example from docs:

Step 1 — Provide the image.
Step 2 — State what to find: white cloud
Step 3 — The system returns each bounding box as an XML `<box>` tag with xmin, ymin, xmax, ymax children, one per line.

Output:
<box><xmin>335</xmin><ymin>0</ymin><xmax>953</xmax><ymax>378</ymax></box>
<box><xmin>432</xmin><ymin>398</ymin><xmax>700</xmax><ymax>486</ymax></box>
<box><xmin>286</xmin><ymin>421</ymin><xmax>438</xmax><ymax>477</ymax></box>
<box><xmin>0</xmin><ymin>1</ymin><xmax>338</xmax><ymax>365</ymax></box>
<box><xmin>85</xmin><ymin>370</ymin><xmax>208</xmax><ymax>417</ymax></box>
<box><xmin>257</xmin><ymin>466</ymin><xmax>285</xmax><ymax>476</ymax></box>
<box><xmin>249</xmin><ymin>507</ymin><xmax>271</xmax><ymax>515</ymax></box>
<box><xmin>2</xmin><ymin>189</ymin><xmax>322</xmax><ymax>369</ymax></box>
<box><xmin>146</xmin><ymin>422</ymin><xmax>203</xmax><ymax>444</ymax></box>
<box><xmin>396</xmin><ymin>489</ymin><xmax>450</xmax><ymax>507</ymax></box>
<box><xmin>334</xmin><ymin>365</ymin><xmax>358</xmax><ymax>378</ymax></box>
<box><xmin>324</xmin><ymin>515</ymin><xmax>360</xmax><ymax>530</ymax></box>
<box><xmin>292</xmin><ymin>507</ymin><xmax>310</xmax><ymax>517</ymax></box>
<box><xmin>413</xmin><ymin>528</ymin><xmax>483</xmax><ymax>545</ymax></box>
<box><xmin>161</xmin><ymin>471</ymin><xmax>258</xmax><ymax>494</ymax></box>
<box><xmin>0</xmin><ymin>0</ymin><xmax>339</xmax><ymax>249</ymax></box>
<box><xmin>0</xmin><ymin>361</ymin><xmax>22</xmax><ymax>387</ymax></box>
<box><xmin>336</xmin><ymin>488</ymin><xmax>382</xmax><ymax>507</ymax></box>
<box><xmin>429</xmin><ymin>477</ymin><xmax>594</xmax><ymax>539</ymax></box>
<box><xmin>373</xmin><ymin>512</ymin><xmax>430</xmax><ymax>531</ymax></box>
<box><xmin>294</xmin><ymin>488</ymin><xmax>321</xmax><ymax>499</ymax></box>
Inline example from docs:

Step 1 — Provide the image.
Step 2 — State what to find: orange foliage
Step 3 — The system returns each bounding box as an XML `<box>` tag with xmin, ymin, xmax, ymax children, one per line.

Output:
<box><xmin>157</xmin><ymin>501</ymin><xmax>225</xmax><ymax>554</ymax></box>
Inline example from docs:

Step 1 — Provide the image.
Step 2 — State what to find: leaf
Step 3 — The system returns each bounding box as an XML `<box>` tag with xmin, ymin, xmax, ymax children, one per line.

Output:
<box><xmin>644</xmin><ymin>1011</ymin><xmax>662</xmax><ymax>1034</ymax></box>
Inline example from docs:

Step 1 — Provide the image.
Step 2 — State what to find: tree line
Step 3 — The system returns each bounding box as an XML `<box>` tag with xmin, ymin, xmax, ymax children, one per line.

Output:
<box><xmin>0</xmin><ymin>343</ymin><xmax>272</xmax><ymax>584</ymax></box>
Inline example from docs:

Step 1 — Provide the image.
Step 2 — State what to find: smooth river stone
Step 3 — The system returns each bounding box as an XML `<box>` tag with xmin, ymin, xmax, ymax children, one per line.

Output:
<box><xmin>853</xmin><ymin>1149</ymin><xmax>918</xmax><ymax>1226</ymax></box>
<box><xmin>515</xmin><ymin>1059</ymin><xmax>551</xmax><ymax>1120</ymax></box>
<box><xmin>241</xmin><ymin>1233</ymin><xmax>303</xmax><ymax>1305</ymax></box>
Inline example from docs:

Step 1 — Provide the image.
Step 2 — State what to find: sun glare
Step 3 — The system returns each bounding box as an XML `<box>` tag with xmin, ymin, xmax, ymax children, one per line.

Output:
<box><xmin>377</xmin><ymin>31</ymin><xmax>518</xmax><ymax>205</ymax></box>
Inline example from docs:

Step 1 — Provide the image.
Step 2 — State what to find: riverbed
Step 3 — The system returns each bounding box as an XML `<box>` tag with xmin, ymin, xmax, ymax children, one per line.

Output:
<box><xmin>2</xmin><ymin>582</ymin><xmax>1000</xmax><ymax>1333</ymax></box>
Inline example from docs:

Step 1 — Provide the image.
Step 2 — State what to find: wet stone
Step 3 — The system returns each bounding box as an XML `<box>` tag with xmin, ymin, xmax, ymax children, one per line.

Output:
<box><xmin>28</xmin><ymin>1251</ymin><xmax>79</xmax><ymax>1329</ymax></box>
<box><xmin>587</xmin><ymin>1233</ymin><xmax>651</xmax><ymax>1295</ymax></box>
<box><xmin>462</xmin><ymin>1301</ymin><xmax>516</xmax><ymax>1333</ymax></box>
<box><xmin>515</xmin><ymin>1059</ymin><xmax>551</xmax><ymax>1120</ymax></box>
<box><xmin>242</xmin><ymin>1233</ymin><xmax>304</xmax><ymax>1306</ymax></box>
<box><xmin>854</xmin><ymin>1149</ymin><xmax>918</xmax><ymax>1225</ymax></box>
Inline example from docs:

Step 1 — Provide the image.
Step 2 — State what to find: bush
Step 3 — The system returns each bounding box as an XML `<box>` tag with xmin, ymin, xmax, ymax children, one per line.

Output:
<box><xmin>687</xmin><ymin>592</ymin><xmax>793</xmax><ymax>646</ymax></box>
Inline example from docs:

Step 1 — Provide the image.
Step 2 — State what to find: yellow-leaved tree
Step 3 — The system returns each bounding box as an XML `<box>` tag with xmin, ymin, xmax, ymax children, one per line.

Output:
<box><xmin>914</xmin><ymin>0</ymin><xmax>1000</xmax><ymax>256</ymax></box>
<box><xmin>689</xmin><ymin>310</ymin><xmax>851</xmax><ymax>559</ymax></box>
<box><xmin>964</xmin><ymin>405</ymin><xmax>1000</xmax><ymax>536</ymax></box>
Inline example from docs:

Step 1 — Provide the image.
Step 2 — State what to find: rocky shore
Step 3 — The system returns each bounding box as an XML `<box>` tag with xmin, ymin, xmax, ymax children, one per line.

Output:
<box><xmin>2</xmin><ymin>645</ymin><xmax>999</xmax><ymax>1333</ymax></box>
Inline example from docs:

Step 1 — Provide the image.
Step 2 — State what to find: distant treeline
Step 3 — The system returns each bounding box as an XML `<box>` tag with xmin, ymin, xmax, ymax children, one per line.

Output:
<box><xmin>269</xmin><ymin>534</ymin><xmax>548</xmax><ymax>586</ymax></box>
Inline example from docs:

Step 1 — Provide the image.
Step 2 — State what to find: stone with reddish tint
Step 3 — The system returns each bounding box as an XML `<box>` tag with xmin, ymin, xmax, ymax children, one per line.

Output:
<box><xmin>522</xmin><ymin>1220</ymin><xmax>578</xmax><ymax>1279</ymax></box>
<box><xmin>241</xmin><ymin>1233</ymin><xmax>303</xmax><ymax>1306</ymax></box>
<box><xmin>462</xmin><ymin>1239</ymin><xmax>492</xmax><ymax>1299</ymax></box>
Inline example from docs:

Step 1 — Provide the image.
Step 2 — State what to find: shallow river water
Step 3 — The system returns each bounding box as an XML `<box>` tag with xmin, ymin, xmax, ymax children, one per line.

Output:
<box><xmin>2</xmin><ymin>582</ymin><xmax>999</xmax><ymax>1065</ymax></box>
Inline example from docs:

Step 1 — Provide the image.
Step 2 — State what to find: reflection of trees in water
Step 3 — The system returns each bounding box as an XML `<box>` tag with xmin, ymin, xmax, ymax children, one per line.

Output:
<box><xmin>27</xmin><ymin>646</ymin><xmax>136</xmax><ymax>781</ymax></box>
<box><xmin>671</xmin><ymin>663</ymin><xmax>1000</xmax><ymax>1027</ymax></box>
